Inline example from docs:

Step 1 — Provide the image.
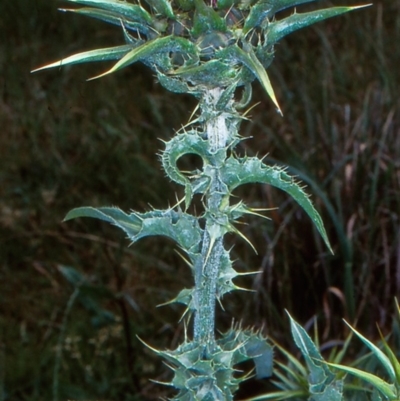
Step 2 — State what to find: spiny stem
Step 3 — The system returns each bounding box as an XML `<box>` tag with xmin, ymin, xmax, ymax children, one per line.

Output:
<box><xmin>193</xmin><ymin>87</ymin><xmax>234</xmax><ymax>351</ymax></box>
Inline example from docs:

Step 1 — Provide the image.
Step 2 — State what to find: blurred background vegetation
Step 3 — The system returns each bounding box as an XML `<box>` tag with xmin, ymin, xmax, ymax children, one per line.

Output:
<box><xmin>0</xmin><ymin>0</ymin><xmax>399</xmax><ymax>400</ymax></box>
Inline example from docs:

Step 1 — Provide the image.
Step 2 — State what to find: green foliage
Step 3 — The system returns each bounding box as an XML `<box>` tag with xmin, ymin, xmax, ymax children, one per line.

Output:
<box><xmin>328</xmin><ymin>301</ymin><xmax>400</xmax><ymax>400</ymax></box>
<box><xmin>33</xmin><ymin>0</ymin><xmax>365</xmax><ymax>110</ymax></box>
<box><xmin>288</xmin><ymin>313</ymin><xmax>344</xmax><ymax>400</ymax></box>
<box><xmin>243</xmin><ymin>313</ymin><xmax>346</xmax><ymax>401</ymax></box>
<box><xmin>144</xmin><ymin>326</ymin><xmax>272</xmax><ymax>400</ymax></box>
<box><xmin>58</xmin><ymin>265</ymin><xmax>117</xmax><ymax>327</ymax></box>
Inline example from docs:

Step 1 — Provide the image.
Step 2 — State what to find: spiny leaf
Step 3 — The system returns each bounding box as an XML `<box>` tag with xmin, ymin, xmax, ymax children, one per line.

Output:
<box><xmin>288</xmin><ymin>312</ymin><xmax>334</xmax><ymax>386</ymax></box>
<box><xmin>221</xmin><ymin>158</ymin><xmax>333</xmax><ymax>253</ymax></box>
<box><xmin>64</xmin><ymin>206</ymin><xmax>202</xmax><ymax>253</ymax></box>
<box><xmin>260</xmin><ymin>0</ymin><xmax>323</xmax><ymax>16</ymax></box>
<box><xmin>162</xmin><ymin>132</ymin><xmax>221</xmax><ymax>208</ymax></box>
<box><xmin>31</xmin><ymin>44</ymin><xmax>134</xmax><ymax>72</ymax></box>
<box><xmin>218</xmin><ymin>327</ymin><xmax>273</xmax><ymax>379</ymax></box>
<box><xmin>171</xmin><ymin>60</ymin><xmax>237</xmax><ymax>87</ymax></box>
<box><xmin>217</xmin><ymin>45</ymin><xmax>281</xmax><ymax>114</ymax></box>
<box><xmin>176</xmin><ymin>0</ymin><xmax>195</xmax><ymax>11</ymax></box>
<box><xmin>288</xmin><ymin>313</ymin><xmax>344</xmax><ymax>400</ymax></box>
<box><xmin>156</xmin><ymin>70</ymin><xmax>195</xmax><ymax>93</ymax></box>
<box><xmin>267</xmin><ymin>5</ymin><xmax>371</xmax><ymax>45</ymax></box>
<box><xmin>64</xmin><ymin>206</ymin><xmax>142</xmax><ymax>230</ymax></box>
<box><xmin>62</xmin><ymin>0</ymin><xmax>153</xmax><ymax>24</ymax></box>
<box><xmin>158</xmin><ymin>288</ymin><xmax>194</xmax><ymax>308</ymax></box>
<box><xmin>244</xmin><ymin>336</ymin><xmax>274</xmax><ymax>379</ymax></box>
<box><xmin>217</xmin><ymin>0</ymin><xmax>235</xmax><ymax>9</ymax></box>
<box><xmin>59</xmin><ymin>7</ymin><xmax>153</xmax><ymax>36</ymax></box>
<box><xmin>143</xmin><ymin>0</ymin><xmax>175</xmax><ymax>19</ymax></box>
<box><xmin>89</xmin><ymin>35</ymin><xmax>199</xmax><ymax>79</ymax></box>
<box><xmin>192</xmin><ymin>0</ymin><xmax>227</xmax><ymax>36</ymax></box>
<box><xmin>243</xmin><ymin>0</ymin><xmax>323</xmax><ymax>33</ymax></box>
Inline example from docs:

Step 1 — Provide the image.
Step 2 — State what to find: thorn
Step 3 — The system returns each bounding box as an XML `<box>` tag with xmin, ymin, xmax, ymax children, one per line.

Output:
<box><xmin>136</xmin><ymin>335</ymin><xmax>161</xmax><ymax>354</ymax></box>
<box><xmin>242</xmin><ymin>101</ymin><xmax>261</xmax><ymax>118</ymax></box>
<box><xmin>174</xmin><ymin>249</ymin><xmax>193</xmax><ymax>269</ymax></box>
<box><xmin>187</xmin><ymin>103</ymin><xmax>200</xmax><ymax>125</ymax></box>
<box><xmin>234</xmin><ymin>285</ymin><xmax>256</xmax><ymax>293</ymax></box>
<box><xmin>241</xmin><ymin>207</ymin><xmax>272</xmax><ymax>220</ymax></box>
<box><xmin>178</xmin><ymin>305</ymin><xmax>193</xmax><ymax>323</ymax></box>
<box><xmin>149</xmin><ymin>378</ymin><xmax>173</xmax><ymax>387</ymax></box>
<box><xmin>147</xmin><ymin>202</ymin><xmax>156</xmax><ymax>210</ymax></box>
<box><xmin>230</xmin><ymin>225</ymin><xmax>258</xmax><ymax>254</ymax></box>
<box><xmin>217</xmin><ymin>296</ymin><xmax>225</xmax><ymax>311</ymax></box>
<box><xmin>236</xmin><ymin>270</ymin><xmax>261</xmax><ymax>276</ymax></box>
<box><xmin>203</xmin><ymin>236</ymin><xmax>216</xmax><ymax>267</ymax></box>
<box><xmin>119</xmin><ymin>18</ymin><xmax>135</xmax><ymax>44</ymax></box>
<box><xmin>170</xmin><ymin>194</ymin><xmax>185</xmax><ymax>210</ymax></box>
<box><xmin>183</xmin><ymin>319</ymin><xmax>188</xmax><ymax>343</ymax></box>
<box><xmin>250</xmin><ymin>206</ymin><xmax>278</xmax><ymax>212</ymax></box>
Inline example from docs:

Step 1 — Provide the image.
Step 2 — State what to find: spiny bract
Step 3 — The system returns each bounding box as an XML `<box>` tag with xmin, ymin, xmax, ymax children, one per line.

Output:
<box><xmin>33</xmin><ymin>0</ymin><xmax>364</xmax><ymax>114</ymax></box>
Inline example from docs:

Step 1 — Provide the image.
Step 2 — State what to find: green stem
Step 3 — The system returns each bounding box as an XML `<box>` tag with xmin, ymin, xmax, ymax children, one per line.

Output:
<box><xmin>193</xmin><ymin>231</ymin><xmax>224</xmax><ymax>350</ymax></box>
<box><xmin>193</xmin><ymin>88</ymin><xmax>233</xmax><ymax>351</ymax></box>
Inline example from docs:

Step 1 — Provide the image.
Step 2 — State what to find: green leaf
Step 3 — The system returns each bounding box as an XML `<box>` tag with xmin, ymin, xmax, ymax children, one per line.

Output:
<box><xmin>267</xmin><ymin>5</ymin><xmax>370</xmax><ymax>45</ymax></box>
<box><xmin>327</xmin><ymin>362</ymin><xmax>398</xmax><ymax>400</ymax></box>
<box><xmin>273</xmin><ymin>341</ymin><xmax>309</xmax><ymax>380</ymax></box>
<box><xmin>244</xmin><ymin>336</ymin><xmax>274</xmax><ymax>379</ymax></box>
<box><xmin>192</xmin><ymin>0</ymin><xmax>227</xmax><ymax>36</ymax></box>
<box><xmin>221</xmin><ymin>157</ymin><xmax>333</xmax><ymax>253</ymax></box>
<box><xmin>217</xmin><ymin>0</ymin><xmax>235</xmax><ymax>9</ymax></box>
<box><xmin>377</xmin><ymin>326</ymin><xmax>400</xmax><ymax>385</ymax></box>
<box><xmin>161</xmin><ymin>132</ymin><xmax>215</xmax><ymax>187</ymax></box>
<box><xmin>31</xmin><ymin>44</ymin><xmax>134</xmax><ymax>72</ymax></box>
<box><xmin>217</xmin><ymin>45</ymin><xmax>281</xmax><ymax>114</ymax></box>
<box><xmin>143</xmin><ymin>0</ymin><xmax>175</xmax><ymax>19</ymax></box>
<box><xmin>262</xmin><ymin>0</ymin><xmax>323</xmax><ymax>15</ymax></box>
<box><xmin>172</xmin><ymin>59</ymin><xmax>237</xmax><ymax>87</ymax></box>
<box><xmin>372</xmin><ymin>389</ymin><xmax>384</xmax><ymax>401</ymax></box>
<box><xmin>176</xmin><ymin>0</ymin><xmax>195</xmax><ymax>11</ymax></box>
<box><xmin>62</xmin><ymin>0</ymin><xmax>153</xmax><ymax>24</ymax></box>
<box><xmin>215</xmin><ymin>248</ymin><xmax>250</xmax><ymax>298</ymax></box>
<box><xmin>64</xmin><ymin>206</ymin><xmax>142</xmax><ymax>231</ymax></box>
<box><xmin>59</xmin><ymin>265</ymin><xmax>115</xmax><ymax>299</ymax></box>
<box><xmin>58</xmin><ymin>265</ymin><xmax>87</xmax><ymax>287</ymax></box>
<box><xmin>64</xmin><ymin>206</ymin><xmax>203</xmax><ymax>254</ymax></box>
<box><xmin>58</xmin><ymin>265</ymin><xmax>116</xmax><ymax>327</ymax></box>
<box><xmin>243</xmin><ymin>0</ymin><xmax>323</xmax><ymax>33</ymax></box>
<box><xmin>288</xmin><ymin>313</ymin><xmax>344</xmax><ymax>400</ymax></box>
<box><xmin>159</xmin><ymin>288</ymin><xmax>195</xmax><ymax>308</ymax></box>
<box><xmin>156</xmin><ymin>71</ymin><xmax>195</xmax><ymax>94</ymax></box>
<box><xmin>288</xmin><ymin>313</ymin><xmax>334</xmax><ymax>387</ymax></box>
<box><xmin>59</xmin><ymin>7</ymin><xmax>153</xmax><ymax>36</ymax></box>
<box><xmin>162</xmin><ymin>132</ymin><xmax>222</xmax><ymax>208</ymax></box>
<box><xmin>218</xmin><ymin>327</ymin><xmax>273</xmax><ymax>379</ymax></box>
<box><xmin>89</xmin><ymin>35</ymin><xmax>199</xmax><ymax>79</ymax></box>
<box><xmin>343</xmin><ymin>321</ymin><xmax>396</xmax><ymax>383</ymax></box>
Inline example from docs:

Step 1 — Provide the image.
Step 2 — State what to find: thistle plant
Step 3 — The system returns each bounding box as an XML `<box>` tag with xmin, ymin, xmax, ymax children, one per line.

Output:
<box><xmin>34</xmin><ymin>0</ymin><xmax>367</xmax><ymax>399</ymax></box>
